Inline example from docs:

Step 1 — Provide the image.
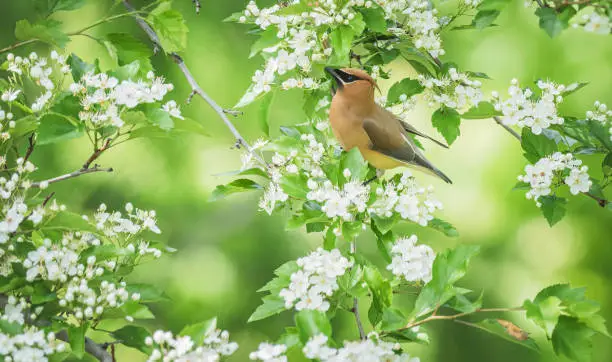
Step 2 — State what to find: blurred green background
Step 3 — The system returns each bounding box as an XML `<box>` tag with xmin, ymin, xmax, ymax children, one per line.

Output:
<box><xmin>2</xmin><ymin>0</ymin><xmax>612</xmax><ymax>361</ymax></box>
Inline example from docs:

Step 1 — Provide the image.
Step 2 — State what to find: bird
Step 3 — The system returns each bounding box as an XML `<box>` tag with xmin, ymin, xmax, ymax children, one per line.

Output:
<box><xmin>325</xmin><ymin>67</ymin><xmax>452</xmax><ymax>184</ymax></box>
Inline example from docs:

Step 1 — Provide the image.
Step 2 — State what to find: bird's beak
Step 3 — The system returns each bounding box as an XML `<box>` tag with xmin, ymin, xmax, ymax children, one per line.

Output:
<box><xmin>325</xmin><ymin>67</ymin><xmax>343</xmax><ymax>89</ymax></box>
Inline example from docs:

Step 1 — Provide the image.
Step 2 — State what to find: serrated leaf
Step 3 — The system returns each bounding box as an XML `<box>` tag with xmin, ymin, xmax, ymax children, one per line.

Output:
<box><xmin>521</xmin><ymin>128</ymin><xmax>557</xmax><ymax>163</ymax></box>
<box><xmin>210</xmin><ymin>179</ymin><xmax>262</xmax><ymax>202</ymax></box>
<box><xmin>68</xmin><ymin>53</ymin><xmax>94</xmax><ymax>82</ymax></box>
<box><xmin>411</xmin><ymin>245</ymin><xmax>480</xmax><ymax>318</ymax></box>
<box><xmin>432</xmin><ymin>106</ymin><xmax>461</xmax><ymax>145</ymax></box>
<box><xmin>535</xmin><ymin>7</ymin><xmax>575</xmax><ymax>38</ymax></box>
<box><xmin>358</xmin><ymin>6</ymin><xmax>387</xmax><ymax>32</ymax></box>
<box><xmin>180</xmin><ymin>318</ymin><xmax>217</xmax><ymax>344</ymax></box>
<box><xmin>250</xmin><ymin>26</ymin><xmax>280</xmax><ymax>58</ymax></box>
<box><xmin>112</xmin><ymin>325</ymin><xmax>152</xmax><ymax>354</ymax></box>
<box><xmin>295</xmin><ymin>310</ymin><xmax>332</xmax><ymax>343</ymax></box>
<box><xmin>52</xmin><ymin>0</ymin><xmax>86</xmax><ymax>11</ymax></box>
<box><xmin>380</xmin><ymin>308</ymin><xmax>407</xmax><ymax>331</ymax></box>
<box><xmin>364</xmin><ymin>265</ymin><xmax>392</xmax><ymax>325</ymax></box>
<box><xmin>329</xmin><ymin>25</ymin><xmax>355</xmax><ymax>65</ymax></box>
<box><xmin>280</xmin><ymin>174</ymin><xmax>308</xmax><ymax>199</ymax></box>
<box><xmin>15</xmin><ymin>19</ymin><xmax>70</xmax><ymax>48</ymax></box>
<box><xmin>428</xmin><ymin>218</ymin><xmax>459</xmax><ymax>237</ymax></box>
<box><xmin>552</xmin><ymin>317</ymin><xmax>595</xmax><ymax>362</ymax></box>
<box><xmin>147</xmin><ymin>2</ymin><xmax>188</xmax><ymax>53</ymax></box>
<box><xmin>68</xmin><ymin>324</ymin><xmax>87</xmax><ymax>358</ymax></box>
<box><xmin>248</xmin><ymin>295</ymin><xmax>286</xmax><ymax>322</ymax></box>
<box><xmin>539</xmin><ymin>195</ymin><xmax>566</xmax><ymax>227</ymax></box>
<box><xmin>259</xmin><ymin>91</ymin><xmax>275</xmax><ymax>136</ymax></box>
<box><xmin>106</xmin><ymin>33</ymin><xmax>153</xmax><ymax>72</ymax></box>
<box><xmin>387</xmin><ymin>78</ymin><xmax>424</xmax><ymax>104</ymax></box>
<box><xmin>340</xmin><ymin>147</ymin><xmax>368</xmax><ymax>181</ymax></box>
<box><xmin>461</xmin><ymin>101</ymin><xmax>501</xmax><ymax>119</ymax></box>
<box><xmin>473</xmin><ymin>10</ymin><xmax>500</xmax><ymax>29</ymax></box>
<box><xmin>37</xmin><ymin>114</ymin><xmax>83</xmax><ymax>145</ymax></box>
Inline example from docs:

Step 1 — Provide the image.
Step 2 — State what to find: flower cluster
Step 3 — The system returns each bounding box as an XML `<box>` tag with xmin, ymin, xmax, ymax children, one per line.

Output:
<box><xmin>518</xmin><ymin>152</ymin><xmax>592</xmax><ymax>206</ymax></box>
<box><xmin>69</xmin><ymin>69</ymin><xmax>177</xmax><ymax>128</ymax></box>
<box><xmin>573</xmin><ymin>12</ymin><xmax>611</xmax><ymax>35</ymax></box>
<box><xmin>368</xmin><ymin>171</ymin><xmax>443</xmax><ymax>226</ymax></box>
<box><xmin>492</xmin><ymin>79</ymin><xmax>566</xmax><ymax>135</ymax></box>
<box><xmin>249</xmin><ymin>343</ymin><xmax>287</xmax><ymax>362</ymax></box>
<box><xmin>145</xmin><ymin>328</ymin><xmax>238</xmax><ymax>362</ymax></box>
<box><xmin>235</xmin><ymin>0</ymin><xmax>446</xmax><ymax>106</ymax></box>
<box><xmin>308</xmin><ymin>178</ymin><xmax>370</xmax><ymax>221</ymax></box>
<box><xmin>93</xmin><ymin>202</ymin><xmax>162</xmax><ymax>236</ymax></box>
<box><xmin>0</xmin><ymin>297</ymin><xmax>67</xmax><ymax>361</ymax></box>
<box><xmin>418</xmin><ymin>68</ymin><xmax>483</xmax><ymax>110</ymax></box>
<box><xmin>586</xmin><ymin>101</ymin><xmax>612</xmax><ymax>142</ymax></box>
<box><xmin>387</xmin><ymin>235</ymin><xmax>435</xmax><ymax>283</ymax></box>
<box><xmin>279</xmin><ymin>248</ymin><xmax>352</xmax><ymax>312</ymax></box>
<box><xmin>303</xmin><ymin>333</ymin><xmax>420</xmax><ymax>362</ymax></box>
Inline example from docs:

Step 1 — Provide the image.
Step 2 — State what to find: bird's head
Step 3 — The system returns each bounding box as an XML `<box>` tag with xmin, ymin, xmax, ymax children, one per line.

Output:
<box><xmin>325</xmin><ymin>67</ymin><xmax>378</xmax><ymax>102</ymax></box>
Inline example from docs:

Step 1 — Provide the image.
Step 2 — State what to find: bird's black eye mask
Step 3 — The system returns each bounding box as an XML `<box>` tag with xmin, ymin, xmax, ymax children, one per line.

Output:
<box><xmin>334</xmin><ymin>69</ymin><xmax>362</xmax><ymax>84</ymax></box>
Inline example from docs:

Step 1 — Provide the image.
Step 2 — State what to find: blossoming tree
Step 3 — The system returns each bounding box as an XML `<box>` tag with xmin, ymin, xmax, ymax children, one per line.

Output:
<box><xmin>0</xmin><ymin>0</ymin><xmax>610</xmax><ymax>361</ymax></box>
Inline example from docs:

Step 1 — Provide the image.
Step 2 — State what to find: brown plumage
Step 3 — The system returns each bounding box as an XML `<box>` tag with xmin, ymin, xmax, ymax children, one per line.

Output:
<box><xmin>325</xmin><ymin>67</ymin><xmax>452</xmax><ymax>184</ymax></box>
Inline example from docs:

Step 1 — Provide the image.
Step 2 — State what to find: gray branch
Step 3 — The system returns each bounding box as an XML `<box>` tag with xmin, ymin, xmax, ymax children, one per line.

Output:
<box><xmin>493</xmin><ymin>116</ymin><xmax>522</xmax><ymax>141</ymax></box>
<box><xmin>30</xmin><ymin>166</ymin><xmax>113</xmax><ymax>188</ymax></box>
<box><xmin>123</xmin><ymin>0</ymin><xmax>267</xmax><ymax>167</ymax></box>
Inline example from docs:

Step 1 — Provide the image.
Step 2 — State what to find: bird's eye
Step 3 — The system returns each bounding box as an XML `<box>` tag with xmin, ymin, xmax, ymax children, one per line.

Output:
<box><xmin>346</xmin><ymin>75</ymin><xmax>356</xmax><ymax>82</ymax></box>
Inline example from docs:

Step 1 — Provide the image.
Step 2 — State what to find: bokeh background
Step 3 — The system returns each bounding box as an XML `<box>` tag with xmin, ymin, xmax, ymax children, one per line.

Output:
<box><xmin>2</xmin><ymin>0</ymin><xmax>612</xmax><ymax>361</ymax></box>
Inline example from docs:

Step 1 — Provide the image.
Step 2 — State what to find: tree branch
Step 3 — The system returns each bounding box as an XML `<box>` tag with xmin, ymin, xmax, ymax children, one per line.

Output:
<box><xmin>0</xmin><ymin>39</ymin><xmax>38</xmax><ymax>54</ymax></box>
<box><xmin>31</xmin><ymin>166</ymin><xmax>113</xmax><ymax>188</ymax></box>
<box><xmin>122</xmin><ymin>0</ymin><xmax>267</xmax><ymax>167</ymax></box>
<box><xmin>493</xmin><ymin>116</ymin><xmax>522</xmax><ymax>141</ymax></box>
<box><xmin>56</xmin><ymin>331</ymin><xmax>113</xmax><ymax>362</ymax></box>
<box><xmin>350</xmin><ymin>241</ymin><xmax>366</xmax><ymax>340</ymax></box>
<box><xmin>391</xmin><ymin>306</ymin><xmax>524</xmax><ymax>333</ymax></box>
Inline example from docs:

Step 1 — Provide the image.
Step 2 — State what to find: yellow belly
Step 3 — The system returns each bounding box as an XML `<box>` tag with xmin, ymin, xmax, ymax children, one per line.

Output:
<box><xmin>359</xmin><ymin>148</ymin><xmax>405</xmax><ymax>170</ymax></box>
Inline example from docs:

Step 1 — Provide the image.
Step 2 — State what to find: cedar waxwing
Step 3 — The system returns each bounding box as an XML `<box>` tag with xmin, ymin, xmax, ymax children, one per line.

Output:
<box><xmin>325</xmin><ymin>67</ymin><xmax>452</xmax><ymax>184</ymax></box>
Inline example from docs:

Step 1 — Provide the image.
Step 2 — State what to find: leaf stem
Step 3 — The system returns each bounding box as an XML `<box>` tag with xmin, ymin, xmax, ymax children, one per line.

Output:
<box><xmin>350</xmin><ymin>240</ymin><xmax>367</xmax><ymax>340</ymax></box>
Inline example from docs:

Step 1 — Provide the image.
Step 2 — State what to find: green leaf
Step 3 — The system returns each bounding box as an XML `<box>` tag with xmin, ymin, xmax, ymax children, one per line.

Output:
<box><xmin>348</xmin><ymin>12</ymin><xmax>366</xmax><ymax>36</ymax></box>
<box><xmin>68</xmin><ymin>53</ymin><xmax>94</xmax><ymax>82</ymax></box>
<box><xmin>539</xmin><ymin>195</ymin><xmax>566</xmax><ymax>227</ymax></box>
<box><xmin>106</xmin><ymin>33</ymin><xmax>153</xmax><ymax>72</ymax></box>
<box><xmin>37</xmin><ymin>114</ymin><xmax>83</xmax><ymax>145</ymax></box>
<box><xmin>461</xmin><ymin>101</ymin><xmax>501</xmax><ymax>119</ymax></box>
<box><xmin>43</xmin><ymin>211</ymin><xmax>98</xmax><ymax>233</ymax></box>
<box><xmin>52</xmin><ymin>0</ymin><xmax>86</xmax><ymax>11</ymax></box>
<box><xmin>473</xmin><ymin>319</ymin><xmax>539</xmax><ymax>351</ymax></box>
<box><xmin>112</xmin><ymin>326</ymin><xmax>152</xmax><ymax>354</ymax></box>
<box><xmin>248</xmin><ymin>295</ymin><xmax>286</xmax><ymax>322</ymax></box>
<box><xmin>68</xmin><ymin>324</ymin><xmax>87</xmax><ymax>358</ymax></box>
<box><xmin>358</xmin><ymin>6</ymin><xmax>387</xmax><ymax>33</ymax></box>
<box><xmin>295</xmin><ymin>310</ymin><xmax>332</xmax><ymax>343</ymax></box>
<box><xmin>250</xmin><ymin>27</ymin><xmax>280</xmax><ymax>58</ymax></box>
<box><xmin>428</xmin><ymin>218</ymin><xmax>459</xmax><ymax>237</ymax></box>
<box><xmin>147</xmin><ymin>2</ymin><xmax>189</xmax><ymax>53</ymax></box>
<box><xmin>329</xmin><ymin>25</ymin><xmax>355</xmax><ymax>65</ymax></box>
<box><xmin>172</xmin><ymin>117</ymin><xmax>210</xmax><ymax>137</ymax></box>
<box><xmin>259</xmin><ymin>91</ymin><xmax>275</xmax><ymax>136</ymax></box>
<box><xmin>473</xmin><ymin>10</ymin><xmax>501</xmax><ymax>29</ymax></box>
<box><xmin>280</xmin><ymin>174</ymin><xmax>308</xmax><ymax>199</ymax></box>
<box><xmin>387</xmin><ymin>78</ymin><xmax>424</xmax><ymax>105</ymax></box>
<box><xmin>521</xmin><ymin>128</ymin><xmax>557</xmax><ymax>163</ymax></box>
<box><xmin>535</xmin><ymin>7</ymin><xmax>575</xmax><ymax>38</ymax></box>
<box><xmin>340</xmin><ymin>147</ymin><xmax>368</xmax><ymax>180</ymax></box>
<box><xmin>15</xmin><ymin>19</ymin><xmax>70</xmax><ymax>48</ymax></box>
<box><xmin>412</xmin><ymin>245</ymin><xmax>480</xmax><ymax>318</ymax></box>
<box><xmin>210</xmin><ymin>179</ymin><xmax>262</xmax><ymax>201</ymax></box>
<box><xmin>380</xmin><ymin>308</ymin><xmax>407</xmax><ymax>331</ymax></box>
<box><xmin>364</xmin><ymin>265</ymin><xmax>392</xmax><ymax>325</ymax></box>
<box><xmin>180</xmin><ymin>318</ymin><xmax>217</xmax><ymax>344</ymax></box>
<box><xmin>432</xmin><ymin>106</ymin><xmax>461</xmax><ymax>145</ymax></box>
<box><xmin>341</xmin><ymin>221</ymin><xmax>363</xmax><ymax>241</ymax></box>
<box><xmin>370</xmin><ymin>214</ymin><xmax>399</xmax><ymax>235</ymax></box>
<box><xmin>524</xmin><ymin>296</ymin><xmax>562</xmax><ymax>338</ymax></box>
<box><xmin>110</xmin><ymin>60</ymin><xmax>140</xmax><ymax>82</ymax></box>
<box><xmin>324</xmin><ymin>227</ymin><xmax>336</xmax><ymax>250</ymax></box>
<box><xmin>552</xmin><ymin>317</ymin><xmax>595</xmax><ymax>362</ymax></box>
<box><xmin>477</xmin><ymin>0</ymin><xmax>512</xmax><ymax>11</ymax></box>
<box><xmin>126</xmin><ymin>284</ymin><xmax>169</xmax><ymax>303</ymax></box>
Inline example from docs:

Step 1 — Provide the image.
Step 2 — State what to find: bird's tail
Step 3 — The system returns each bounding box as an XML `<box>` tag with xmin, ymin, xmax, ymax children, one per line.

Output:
<box><xmin>410</xmin><ymin>153</ymin><xmax>453</xmax><ymax>184</ymax></box>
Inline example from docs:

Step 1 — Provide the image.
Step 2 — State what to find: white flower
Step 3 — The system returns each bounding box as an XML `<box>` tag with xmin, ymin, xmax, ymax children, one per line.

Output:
<box><xmin>303</xmin><ymin>333</ymin><xmax>420</xmax><ymax>362</ymax></box>
<box><xmin>249</xmin><ymin>342</ymin><xmax>287</xmax><ymax>362</ymax></box>
<box><xmin>162</xmin><ymin>100</ymin><xmax>184</xmax><ymax>119</ymax></box>
<box><xmin>1</xmin><ymin>88</ymin><xmax>21</xmax><ymax>102</ymax></box>
<box><xmin>388</xmin><ymin>235</ymin><xmax>435</xmax><ymax>283</ymax></box>
<box><xmin>583</xmin><ymin>12</ymin><xmax>611</xmax><ymax>35</ymax></box>
<box><xmin>564</xmin><ymin>167</ymin><xmax>591</xmax><ymax>195</ymax></box>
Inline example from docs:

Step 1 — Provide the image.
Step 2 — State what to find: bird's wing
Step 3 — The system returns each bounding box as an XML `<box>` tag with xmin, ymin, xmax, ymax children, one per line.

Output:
<box><xmin>379</xmin><ymin>106</ymin><xmax>448</xmax><ymax>148</ymax></box>
<box><xmin>362</xmin><ymin>117</ymin><xmax>453</xmax><ymax>184</ymax></box>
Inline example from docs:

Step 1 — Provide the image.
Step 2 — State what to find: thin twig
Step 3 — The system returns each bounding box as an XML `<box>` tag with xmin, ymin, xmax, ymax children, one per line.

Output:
<box><xmin>31</xmin><ymin>166</ymin><xmax>113</xmax><ymax>188</ymax></box>
<box><xmin>56</xmin><ymin>330</ymin><xmax>113</xmax><ymax>362</ymax></box>
<box><xmin>122</xmin><ymin>0</ymin><xmax>267</xmax><ymax>167</ymax></box>
<box><xmin>0</xmin><ymin>39</ymin><xmax>38</xmax><ymax>54</ymax></box>
<box><xmin>23</xmin><ymin>133</ymin><xmax>36</xmax><ymax>162</ymax></box>
<box><xmin>83</xmin><ymin>138</ymin><xmax>112</xmax><ymax>170</ymax></box>
<box><xmin>393</xmin><ymin>306</ymin><xmax>524</xmax><ymax>333</ymax></box>
<box><xmin>493</xmin><ymin>116</ymin><xmax>522</xmax><ymax>141</ymax></box>
<box><xmin>350</xmin><ymin>241</ymin><xmax>367</xmax><ymax>340</ymax></box>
